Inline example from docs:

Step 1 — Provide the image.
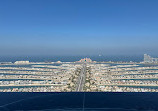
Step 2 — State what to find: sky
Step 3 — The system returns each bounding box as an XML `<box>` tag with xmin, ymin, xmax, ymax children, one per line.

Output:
<box><xmin>0</xmin><ymin>0</ymin><xmax>158</xmax><ymax>56</ymax></box>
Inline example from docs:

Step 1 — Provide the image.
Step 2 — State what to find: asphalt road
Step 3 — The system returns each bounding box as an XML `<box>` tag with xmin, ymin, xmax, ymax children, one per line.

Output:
<box><xmin>76</xmin><ymin>64</ymin><xmax>86</xmax><ymax>92</ymax></box>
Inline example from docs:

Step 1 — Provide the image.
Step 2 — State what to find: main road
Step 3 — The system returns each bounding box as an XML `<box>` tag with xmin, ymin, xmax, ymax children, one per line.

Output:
<box><xmin>76</xmin><ymin>63</ymin><xmax>86</xmax><ymax>92</ymax></box>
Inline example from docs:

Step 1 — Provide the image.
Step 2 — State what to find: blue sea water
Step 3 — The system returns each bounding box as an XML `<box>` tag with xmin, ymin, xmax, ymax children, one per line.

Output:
<box><xmin>0</xmin><ymin>55</ymin><xmax>143</xmax><ymax>62</ymax></box>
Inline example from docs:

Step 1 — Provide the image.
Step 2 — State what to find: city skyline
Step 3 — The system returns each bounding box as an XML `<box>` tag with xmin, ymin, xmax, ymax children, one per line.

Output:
<box><xmin>0</xmin><ymin>0</ymin><xmax>158</xmax><ymax>56</ymax></box>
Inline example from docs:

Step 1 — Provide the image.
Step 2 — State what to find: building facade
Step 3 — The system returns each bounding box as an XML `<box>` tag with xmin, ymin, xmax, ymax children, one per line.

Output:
<box><xmin>144</xmin><ymin>54</ymin><xmax>158</xmax><ymax>63</ymax></box>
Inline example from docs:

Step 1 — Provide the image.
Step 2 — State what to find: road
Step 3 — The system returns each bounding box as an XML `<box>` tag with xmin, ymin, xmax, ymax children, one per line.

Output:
<box><xmin>76</xmin><ymin>64</ymin><xmax>86</xmax><ymax>92</ymax></box>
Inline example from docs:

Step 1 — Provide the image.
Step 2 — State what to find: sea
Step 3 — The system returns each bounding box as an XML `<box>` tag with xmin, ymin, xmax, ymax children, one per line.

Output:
<box><xmin>0</xmin><ymin>55</ymin><xmax>144</xmax><ymax>62</ymax></box>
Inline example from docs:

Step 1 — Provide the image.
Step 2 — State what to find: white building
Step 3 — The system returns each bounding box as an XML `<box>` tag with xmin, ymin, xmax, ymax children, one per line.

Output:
<box><xmin>14</xmin><ymin>61</ymin><xmax>30</xmax><ymax>64</ymax></box>
<box><xmin>144</xmin><ymin>54</ymin><xmax>158</xmax><ymax>63</ymax></box>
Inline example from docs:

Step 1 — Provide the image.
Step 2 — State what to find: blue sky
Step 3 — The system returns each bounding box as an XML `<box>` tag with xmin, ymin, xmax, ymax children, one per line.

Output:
<box><xmin>0</xmin><ymin>0</ymin><xmax>158</xmax><ymax>56</ymax></box>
